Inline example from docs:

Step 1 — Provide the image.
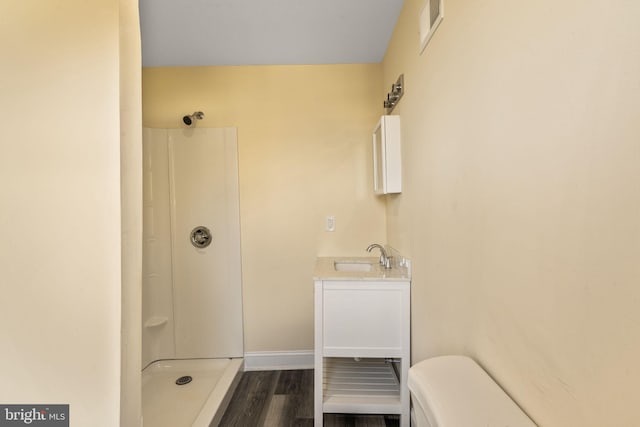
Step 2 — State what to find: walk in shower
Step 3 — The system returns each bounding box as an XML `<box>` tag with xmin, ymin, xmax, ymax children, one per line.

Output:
<box><xmin>141</xmin><ymin>127</ymin><xmax>244</xmax><ymax>427</ymax></box>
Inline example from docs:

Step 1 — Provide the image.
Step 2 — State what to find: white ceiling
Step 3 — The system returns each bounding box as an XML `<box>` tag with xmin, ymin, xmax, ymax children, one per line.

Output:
<box><xmin>139</xmin><ymin>0</ymin><xmax>405</xmax><ymax>67</ymax></box>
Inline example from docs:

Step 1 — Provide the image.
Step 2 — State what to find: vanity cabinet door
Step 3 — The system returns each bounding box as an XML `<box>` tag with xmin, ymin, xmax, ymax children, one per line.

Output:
<box><xmin>322</xmin><ymin>282</ymin><xmax>408</xmax><ymax>357</ymax></box>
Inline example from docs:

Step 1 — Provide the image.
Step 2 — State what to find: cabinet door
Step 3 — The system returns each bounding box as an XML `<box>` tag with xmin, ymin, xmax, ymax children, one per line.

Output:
<box><xmin>373</xmin><ymin>122</ymin><xmax>386</xmax><ymax>195</ymax></box>
<box><xmin>322</xmin><ymin>282</ymin><xmax>407</xmax><ymax>357</ymax></box>
<box><xmin>372</xmin><ymin>115</ymin><xmax>401</xmax><ymax>195</ymax></box>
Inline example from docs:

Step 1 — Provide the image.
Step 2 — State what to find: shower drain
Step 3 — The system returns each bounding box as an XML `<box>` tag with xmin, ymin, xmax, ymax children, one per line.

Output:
<box><xmin>175</xmin><ymin>375</ymin><xmax>193</xmax><ymax>386</ymax></box>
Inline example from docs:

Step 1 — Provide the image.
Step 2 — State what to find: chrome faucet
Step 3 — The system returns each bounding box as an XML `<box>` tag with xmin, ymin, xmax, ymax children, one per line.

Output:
<box><xmin>366</xmin><ymin>243</ymin><xmax>392</xmax><ymax>269</ymax></box>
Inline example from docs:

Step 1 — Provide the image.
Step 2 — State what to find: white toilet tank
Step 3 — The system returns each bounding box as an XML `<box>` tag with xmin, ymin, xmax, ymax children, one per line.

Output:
<box><xmin>408</xmin><ymin>355</ymin><xmax>537</xmax><ymax>427</ymax></box>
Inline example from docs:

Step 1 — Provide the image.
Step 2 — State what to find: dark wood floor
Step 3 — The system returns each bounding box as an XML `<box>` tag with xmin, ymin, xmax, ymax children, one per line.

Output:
<box><xmin>219</xmin><ymin>369</ymin><xmax>400</xmax><ymax>427</ymax></box>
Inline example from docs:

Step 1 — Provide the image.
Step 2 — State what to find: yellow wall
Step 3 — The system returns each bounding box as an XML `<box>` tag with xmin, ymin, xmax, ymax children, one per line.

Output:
<box><xmin>384</xmin><ymin>0</ymin><xmax>640</xmax><ymax>425</ymax></box>
<box><xmin>142</xmin><ymin>64</ymin><xmax>386</xmax><ymax>352</ymax></box>
<box><xmin>0</xmin><ymin>1</ymin><xmax>141</xmax><ymax>426</ymax></box>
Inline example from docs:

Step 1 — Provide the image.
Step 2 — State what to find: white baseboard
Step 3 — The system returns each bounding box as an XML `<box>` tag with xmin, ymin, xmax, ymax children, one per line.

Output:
<box><xmin>243</xmin><ymin>350</ymin><xmax>314</xmax><ymax>371</ymax></box>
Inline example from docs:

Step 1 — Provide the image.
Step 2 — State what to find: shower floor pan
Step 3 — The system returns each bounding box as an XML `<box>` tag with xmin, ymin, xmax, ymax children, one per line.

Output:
<box><xmin>142</xmin><ymin>358</ymin><xmax>243</xmax><ymax>427</ymax></box>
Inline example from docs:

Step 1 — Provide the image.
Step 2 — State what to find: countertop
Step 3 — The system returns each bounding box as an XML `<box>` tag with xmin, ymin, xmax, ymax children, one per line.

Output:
<box><xmin>313</xmin><ymin>256</ymin><xmax>411</xmax><ymax>281</ymax></box>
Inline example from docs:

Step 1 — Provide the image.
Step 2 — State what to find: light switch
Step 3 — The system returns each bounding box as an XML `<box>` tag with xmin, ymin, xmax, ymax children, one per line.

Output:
<box><xmin>325</xmin><ymin>216</ymin><xmax>336</xmax><ymax>232</ymax></box>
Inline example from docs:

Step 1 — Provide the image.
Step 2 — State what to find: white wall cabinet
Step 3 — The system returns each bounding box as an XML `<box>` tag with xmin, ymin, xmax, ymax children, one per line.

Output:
<box><xmin>314</xmin><ymin>277</ymin><xmax>411</xmax><ymax>426</ymax></box>
<box><xmin>373</xmin><ymin>115</ymin><xmax>402</xmax><ymax>194</ymax></box>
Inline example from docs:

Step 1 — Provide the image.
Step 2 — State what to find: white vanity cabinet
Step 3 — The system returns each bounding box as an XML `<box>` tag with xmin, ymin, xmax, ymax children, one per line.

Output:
<box><xmin>313</xmin><ymin>257</ymin><xmax>411</xmax><ymax>427</ymax></box>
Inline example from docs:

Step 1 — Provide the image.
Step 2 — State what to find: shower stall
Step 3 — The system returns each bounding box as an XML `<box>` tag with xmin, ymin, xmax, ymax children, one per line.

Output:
<box><xmin>141</xmin><ymin>127</ymin><xmax>244</xmax><ymax>427</ymax></box>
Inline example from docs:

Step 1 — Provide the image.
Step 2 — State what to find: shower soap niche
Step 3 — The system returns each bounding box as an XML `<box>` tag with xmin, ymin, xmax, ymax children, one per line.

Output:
<box><xmin>373</xmin><ymin>115</ymin><xmax>401</xmax><ymax>195</ymax></box>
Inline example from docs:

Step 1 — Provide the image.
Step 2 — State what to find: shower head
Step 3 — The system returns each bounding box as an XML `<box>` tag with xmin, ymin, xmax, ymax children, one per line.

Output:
<box><xmin>182</xmin><ymin>111</ymin><xmax>205</xmax><ymax>127</ymax></box>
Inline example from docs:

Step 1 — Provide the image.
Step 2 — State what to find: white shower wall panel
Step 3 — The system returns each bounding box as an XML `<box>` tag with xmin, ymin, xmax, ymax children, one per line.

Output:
<box><xmin>142</xmin><ymin>128</ymin><xmax>175</xmax><ymax>367</ymax></box>
<box><xmin>168</xmin><ymin>128</ymin><xmax>243</xmax><ymax>359</ymax></box>
<box><xmin>142</xmin><ymin>127</ymin><xmax>244</xmax><ymax>367</ymax></box>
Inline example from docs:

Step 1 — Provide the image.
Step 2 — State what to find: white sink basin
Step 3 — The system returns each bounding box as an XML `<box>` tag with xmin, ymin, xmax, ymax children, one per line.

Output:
<box><xmin>333</xmin><ymin>260</ymin><xmax>374</xmax><ymax>272</ymax></box>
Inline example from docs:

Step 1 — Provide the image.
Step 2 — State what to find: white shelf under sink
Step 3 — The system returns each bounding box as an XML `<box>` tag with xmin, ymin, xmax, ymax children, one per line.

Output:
<box><xmin>323</xmin><ymin>357</ymin><xmax>401</xmax><ymax>414</ymax></box>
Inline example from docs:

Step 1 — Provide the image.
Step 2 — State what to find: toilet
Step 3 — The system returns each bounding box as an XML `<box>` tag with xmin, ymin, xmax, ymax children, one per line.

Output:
<box><xmin>408</xmin><ymin>355</ymin><xmax>537</xmax><ymax>427</ymax></box>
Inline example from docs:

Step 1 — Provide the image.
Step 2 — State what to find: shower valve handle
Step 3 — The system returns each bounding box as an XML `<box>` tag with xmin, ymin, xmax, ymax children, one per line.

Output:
<box><xmin>190</xmin><ymin>226</ymin><xmax>212</xmax><ymax>248</ymax></box>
